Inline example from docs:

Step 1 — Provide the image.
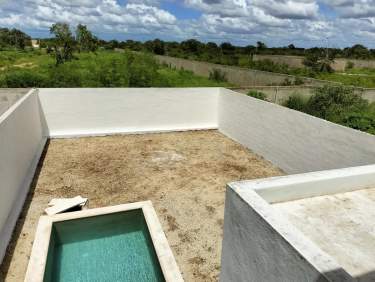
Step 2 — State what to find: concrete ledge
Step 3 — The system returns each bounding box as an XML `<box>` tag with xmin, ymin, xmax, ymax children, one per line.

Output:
<box><xmin>221</xmin><ymin>165</ymin><xmax>375</xmax><ymax>281</ymax></box>
<box><xmin>25</xmin><ymin>202</ymin><xmax>183</xmax><ymax>282</ymax></box>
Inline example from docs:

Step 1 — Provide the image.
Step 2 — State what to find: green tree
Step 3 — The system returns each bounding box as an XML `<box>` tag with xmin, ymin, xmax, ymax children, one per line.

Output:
<box><xmin>50</xmin><ymin>23</ymin><xmax>75</xmax><ymax>65</ymax></box>
<box><xmin>76</xmin><ymin>24</ymin><xmax>98</xmax><ymax>52</ymax></box>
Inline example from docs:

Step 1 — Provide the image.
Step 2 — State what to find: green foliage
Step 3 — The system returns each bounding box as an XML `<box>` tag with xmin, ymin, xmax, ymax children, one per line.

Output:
<box><xmin>305</xmin><ymin>86</ymin><xmax>368</xmax><ymax>122</ymax></box>
<box><xmin>50</xmin><ymin>23</ymin><xmax>76</xmax><ymax>65</ymax></box>
<box><xmin>247</xmin><ymin>90</ymin><xmax>268</xmax><ymax>101</ymax></box>
<box><xmin>127</xmin><ymin>52</ymin><xmax>158</xmax><ymax>87</ymax></box>
<box><xmin>283</xmin><ymin>85</ymin><xmax>375</xmax><ymax>134</ymax></box>
<box><xmin>346</xmin><ymin>61</ymin><xmax>354</xmax><ymax>70</ymax></box>
<box><xmin>283</xmin><ymin>94</ymin><xmax>307</xmax><ymax>112</ymax></box>
<box><xmin>76</xmin><ymin>24</ymin><xmax>98</xmax><ymax>52</ymax></box>
<box><xmin>303</xmin><ymin>52</ymin><xmax>334</xmax><ymax>73</ymax></box>
<box><xmin>0</xmin><ymin>28</ymin><xmax>31</xmax><ymax>49</ymax></box>
<box><xmin>209</xmin><ymin>69</ymin><xmax>227</xmax><ymax>82</ymax></box>
<box><xmin>0</xmin><ymin>50</ymin><xmax>230</xmax><ymax>88</ymax></box>
<box><xmin>3</xmin><ymin>69</ymin><xmax>47</xmax><ymax>87</ymax></box>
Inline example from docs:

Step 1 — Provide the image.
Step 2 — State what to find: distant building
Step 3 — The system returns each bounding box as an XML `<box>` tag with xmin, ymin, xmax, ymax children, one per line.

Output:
<box><xmin>31</xmin><ymin>39</ymin><xmax>40</xmax><ymax>48</ymax></box>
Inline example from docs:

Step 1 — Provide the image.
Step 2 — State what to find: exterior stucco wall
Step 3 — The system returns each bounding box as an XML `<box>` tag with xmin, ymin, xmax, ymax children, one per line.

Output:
<box><xmin>232</xmin><ymin>86</ymin><xmax>375</xmax><ymax>104</ymax></box>
<box><xmin>218</xmin><ymin>88</ymin><xmax>375</xmax><ymax>174</ymax></box>
<box><xmin>155</xmin><ymin>55</ymin><xmax>331</xmax><ymax>87</ymax></box>
<box><xmin>254</xmin><ymin>54</ymin><xmax>375</xmax><ymax>72</ymax></box>
<box><xmin>38</xmin><ymin>88</ymin><xmax>219</xmax><ymax>138</ymax></box>
<box><xmin>0</xmin><ymin>89</ymin><xmax>46</xmax><ymax>262</ymax></box>
<box><xmin>220</xmin><ymin>187</ymin><xmax>353</xmax><ymax>282</ymax></box>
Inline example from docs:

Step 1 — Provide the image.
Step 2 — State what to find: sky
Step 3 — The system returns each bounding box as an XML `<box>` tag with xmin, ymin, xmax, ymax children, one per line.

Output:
<box><xmin>1</xmin><ymin>0</ymin><xmax>375</xmax><ymax>48</ymax></box>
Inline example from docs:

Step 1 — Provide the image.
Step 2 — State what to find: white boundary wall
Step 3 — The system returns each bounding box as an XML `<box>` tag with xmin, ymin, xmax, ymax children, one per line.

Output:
<box><xmin>0</xmin><ymin>89</ymin><xmax>46</xmax><ymax>262</ymax></box>
<box><xmin>219</xmin><ymin>88</ymin><xmax>375</xmax><ymax>174</ymax></box>
<box><xmin>38</xmin><ymin>88</ymin><xmax>219</xmax><ymax>138</ymax></box>
<box><xmin>221</xmin><ymin>165</ymin><xmax>375</xmax><ymax>281</ymax></box>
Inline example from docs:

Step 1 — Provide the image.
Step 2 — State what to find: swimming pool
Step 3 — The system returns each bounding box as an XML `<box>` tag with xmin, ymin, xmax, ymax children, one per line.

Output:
<box><xmin>25</xmin><ymin>202</ymin><xmax>182</xmax><ymax>282</ymax></box>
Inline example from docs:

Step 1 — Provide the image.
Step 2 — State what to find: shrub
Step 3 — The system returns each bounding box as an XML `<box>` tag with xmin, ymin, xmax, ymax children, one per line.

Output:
<box><xmin>283</xmin><ymin>94</ymin><xmax>307</xmax><ymax>111</ymax></box>
<box><xmin>294</xmin><ymin>77</ymin><xmax>305</xmax><ymax>85</ymax></box>
<box><xmin>47</xmin><ymin>64</ymin><xmax>83</xmax><ymax>87</ymax></box>
<box><xmin>247</xmin><ymin>90</ymin><xmax>268</xmax><ymax>101</ymax></box>
<box><xmin>4</xmin><ymin>69</ymin><xmax>47</xmax><ymax>87</ymax></box>
<box><xmin>283</xmin><ymin>85</ymin><xmax>375</xmax><ymax>134</ymax></box>
<box><xmin>305</xmin><ymin>85</ymin><xmax>368</xmax><ymax>123</ymax></box>
<box><xmin>346</xmin><ymin>61</ymin><xmax>354</xmax><ymax>70</ymax></box>
<box><xmin>127</xmin><ymin>52</ymin><xmax>158</xmax><ymax>87</ymax></box>
<box><xmin>209</xmin><ymin>69</ymin><xmax>227</xmax><ymax>82</ymax></box>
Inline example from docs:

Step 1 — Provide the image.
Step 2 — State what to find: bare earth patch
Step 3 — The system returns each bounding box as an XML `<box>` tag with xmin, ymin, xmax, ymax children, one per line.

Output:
<box><xmin>0</xmin><ymin>130</ymin><xmax>283</xmax><ymax>282</ymax></box>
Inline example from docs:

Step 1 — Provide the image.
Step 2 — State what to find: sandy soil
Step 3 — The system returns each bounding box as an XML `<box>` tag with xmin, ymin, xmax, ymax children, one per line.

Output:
<box><xmin>0</xmin><ymin>130</ymin><xmax>283</xmax><ymax>282</ymax></box>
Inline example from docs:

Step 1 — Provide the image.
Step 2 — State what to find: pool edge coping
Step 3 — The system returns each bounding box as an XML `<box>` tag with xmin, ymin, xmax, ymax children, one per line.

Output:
<box><xmin>24</xmin><ymin>201</ymin><xmax>183</xmax><ymax>282</ymax></box>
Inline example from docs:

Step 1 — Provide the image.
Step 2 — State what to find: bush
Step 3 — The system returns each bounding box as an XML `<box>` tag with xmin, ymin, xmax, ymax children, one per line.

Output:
<box><xmin>47</xmin><ymin>64</ymin><xmax>83</xmax><ymax>87</ymax></box>
<box><xmin>283</xmin><ymin>94</ymin><xmax>307</xmax><ymax>111</ymax></box>
<box><xmin>209</xmin><ymin>69</ymin><xmax>227</xmax><ymax>82</ymax></box>
<box><xmin>294</xmin><ymin>77</ymin><xmax>304</xmax><ymax>85</ymax></box>
<box><xmin>283</xmin><ymin>85</ymin><xmax>375</xmax><ymax>134</ymax></box>
<box><xmin>4</xmin><ymin>69</ymin><xmax>47</xmax><ymax>87</ymax></box>
<box><xmin>127</xmin><ymin>52</ymin><xmax>158</xmax><ymax>87</ymax></box>
<box><xmin>247</xmin><ymin>90</ymin><xmax>268</xmax><ymax>101</ymax></box>
<box><xmin>305</xmin><ymin>85</ymin><xmax>368</xmax><ymax>123</ymax></box>
<box><xmin>346</xmin><ymin>61</ymin><xmax>354</xmax><ymax>70</ymax></box>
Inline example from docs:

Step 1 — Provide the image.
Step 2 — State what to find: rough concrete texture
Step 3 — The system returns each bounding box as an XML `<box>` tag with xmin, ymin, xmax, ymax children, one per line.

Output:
<box><xmin>219</xmin><ymin>88</ymin><xmax>375</xmax><ymax>174</ymax></box>
<box><xmin>274</xmin><ymin>187</ymin><xmax>375</xmax><ymax>281</ymax></box>
<box><xmin>254</xmin><ymin>54</ymin><xmax>375</xmax><ymax>72</ymax></box>
<box><xmin>232</xmin><ymin>86</ymin><xmax>375</xmax><ymax>104</ymax></box>
<box><xmin>220</xmin><ymin>187</ymin><xmax>353</xmax><ymax>282</ymax></box>
<box><xmin>155</xmin><ymin>55</ymin><xmax>331</xmax><ymax>87</ymax></box>
<box><xmin>0</xmin><ymin>130</ymin><xmax>283</xmax><ymax>282</ymax></box>
<box><xmin>0</xmin><ymin>89</ymin><xmax>29</xmax><ymax>116</ymax></box>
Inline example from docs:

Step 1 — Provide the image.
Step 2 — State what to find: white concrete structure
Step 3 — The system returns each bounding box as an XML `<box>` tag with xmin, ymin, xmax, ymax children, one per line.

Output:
<box><xmin>0</xmin><ymin>89</ymin><xmax>46</xmax><ymax>262</ymax></box>
<box><xmin>38</xmin><ymin>88</ymin><xmax>218</xmax><ymax>138</ymax></box>
<box><xmin>221</xmin><ymin>165</ymin><xmax>375</xmax><ymax>282</ymax></box>
<box><xmin>25</xmin><ymin>201</ymin><xmax>183</xmax><ymax>282</ymax></box>
<box><xmin>219</xmin><ymin>88</ymin><xmax>375</xmax><ymax>174</ymax></box>
<box><xmin>1</xmin><ymin>87</ymin><xmax>375</xmax><ymax>281</ymax></box>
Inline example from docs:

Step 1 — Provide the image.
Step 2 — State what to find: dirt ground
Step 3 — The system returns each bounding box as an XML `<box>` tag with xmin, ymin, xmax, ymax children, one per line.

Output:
<box><xmin>0</xmin><ymin>130</ymin><xmax>283</xmax><ymax>282</ymax></box>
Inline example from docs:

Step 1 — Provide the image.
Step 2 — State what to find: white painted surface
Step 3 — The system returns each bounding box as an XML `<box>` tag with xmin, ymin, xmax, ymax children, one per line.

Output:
<box><xmin>274</xmin><ymin>188</ymin><xmax>375</xmax><ymax>280</ymax></box>
<box><xmin>221</xmin><ymin>166</ymin><xmax>375</xmax><ymax>281</ymax></box>
<box><xmin>220</xmin><ymin>186</ymin><xmax>353</xmax><ymax>282</ymax></box>
<box><xmin>218</xmin><ymin>88</ymin><xmax>375</xmax><ymax>174</ymax></box>
<box><xmin>0</xmin><ymin>89</ymin><xmax>46</xmax><ymax>262</ymax></box>
<box><xmin>38</xmin><ymin>88</ymin><xmax>219</xmax><ymax>138</ymax></box>
<box><xmin>235</xmin><ymin>164</ymin><xmax>375</xmax><ymax>203</ymax></box>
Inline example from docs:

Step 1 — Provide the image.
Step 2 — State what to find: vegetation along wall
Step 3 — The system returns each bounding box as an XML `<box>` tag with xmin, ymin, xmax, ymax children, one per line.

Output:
<box><xmin>218</xmin><ymin>88</ymin><xmax>375</xmax><ymax>174</ymax></box>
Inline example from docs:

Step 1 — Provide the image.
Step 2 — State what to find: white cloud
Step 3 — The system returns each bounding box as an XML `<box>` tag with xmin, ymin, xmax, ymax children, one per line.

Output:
<box><xmin>0</xmin><ymin>0</ymin><xmax>375</xmax><ymax>47</ymax></box>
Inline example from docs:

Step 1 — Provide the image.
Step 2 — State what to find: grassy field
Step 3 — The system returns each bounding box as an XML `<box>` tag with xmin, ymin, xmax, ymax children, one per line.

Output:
<box><xmin>317</xmin><ymin>68</ymin><xmax>375</xmax><ymax>88</ymax></box>
<box><xmin>0</xmin><ymin>49</ymin><xmax>231</xmax><ymax>88</ymax></box>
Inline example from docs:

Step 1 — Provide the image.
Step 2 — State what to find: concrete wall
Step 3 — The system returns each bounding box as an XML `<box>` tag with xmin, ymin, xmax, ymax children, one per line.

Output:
<box><xmin>155</xmin><ymin>55</ymin><xmax>331</xmax><ymax>87</ymax></box>
<box><xmin>0</xmin><ymin>89</ymin><xmax>29</xmax><ymax>116</ymax></box>
<box><xmin>254</xmin><ymin>54</ymin><xmax>375</xmax><ymax>72</ymax></box>
<box><xmin>0</xmin><ymin>89</ymin><xmax>46</xmax><ymax>262</ymax></box>
<box><xmin>232</xmin><ymin>86</ymin><xmax>375</xmax><ymax>104</ymax></box>
<box><xmin>218</xmin><ymin>88</ymin><xmax>375</xmax><ymax>174</ymax></box>
<box><xmin>38</xmin><ymin>88</ymin><xmax>219</xmax><ymax>138</ymax></box>
<box><xmin>220</xmin><ymin>174</ymin><xmax>359</xmax><ymax>282</ymax></box>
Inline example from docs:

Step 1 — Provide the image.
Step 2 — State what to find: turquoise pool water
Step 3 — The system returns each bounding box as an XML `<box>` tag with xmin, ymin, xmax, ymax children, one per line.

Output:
<box><xmin>44</xmin><ymin>210</ymin><xmax>164</xmax><ymax>282</ymax></box>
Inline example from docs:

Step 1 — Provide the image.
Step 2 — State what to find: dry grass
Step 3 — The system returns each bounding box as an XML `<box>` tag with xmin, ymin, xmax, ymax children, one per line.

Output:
<box><xmin>0</xmin><ymin>130</ymin><xmax>283</xmax><ymax>282</ymax></box>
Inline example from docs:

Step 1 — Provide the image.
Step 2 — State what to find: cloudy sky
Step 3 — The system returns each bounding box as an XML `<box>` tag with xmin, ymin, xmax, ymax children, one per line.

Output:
<box><xmin>0</xmin><ymin>0</ymin><xmax>375</xmax><ymax>48</ymax></box>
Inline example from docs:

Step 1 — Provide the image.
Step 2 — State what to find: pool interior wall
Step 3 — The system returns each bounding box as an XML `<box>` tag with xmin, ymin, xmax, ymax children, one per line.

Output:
<box><xmin>44</xmin><ymin>209</ymin><xmax>164</xmax><ymax>282</ymax></box>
